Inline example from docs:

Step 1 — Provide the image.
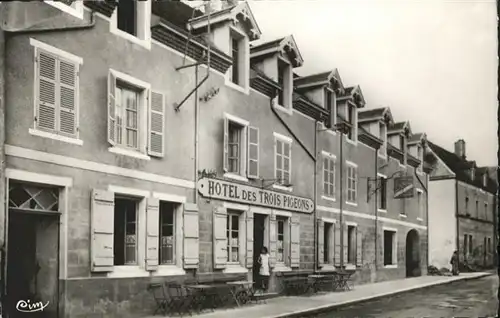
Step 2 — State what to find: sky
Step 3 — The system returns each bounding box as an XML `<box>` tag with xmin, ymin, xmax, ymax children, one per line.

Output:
<box><xmin>190</xmin><ymin>0</ymin><xmax>498</xmax><ymax>166</ymax></box>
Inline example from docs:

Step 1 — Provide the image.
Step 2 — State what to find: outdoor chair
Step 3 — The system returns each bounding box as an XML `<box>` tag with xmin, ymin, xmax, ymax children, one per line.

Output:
<box><xmin>165</xmin><ymin>282</ymin><xmax>193</xmax><ymax>316</ymax></box>
<box><xmin>148</xmin><ymin>283</ymin><xmax>168</xmax><ymax>316</ymax></box>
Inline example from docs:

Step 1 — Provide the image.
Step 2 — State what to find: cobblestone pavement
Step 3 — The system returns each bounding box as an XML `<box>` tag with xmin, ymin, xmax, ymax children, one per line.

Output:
<box><xmin>311</xmin><ymin>275</ymin><xmax>498</xmax><ymax>318</ymax></box>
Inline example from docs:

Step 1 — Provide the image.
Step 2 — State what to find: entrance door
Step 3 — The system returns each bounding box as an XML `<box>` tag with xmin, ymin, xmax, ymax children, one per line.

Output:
<box><xmin>405</xmin><ymin>229</ymin><xmax>421</xmax><ymax>277</ymax></box>
<box><xmin>253</xmin><ymin>214</ymin><xmax>266</xmax><ymax>283</ymax></box>
<box><xmin>5</xmin><ymin>182</ymin><xmax>61</xmax><ymax>318</ymax></box>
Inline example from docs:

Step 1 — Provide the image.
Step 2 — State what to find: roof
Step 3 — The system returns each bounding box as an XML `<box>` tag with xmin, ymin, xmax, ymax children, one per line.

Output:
<box><xmin>293</xmin><ymin>69</ymin><xmax>344</xmax><ymax>90</ymax></box>
<box><xmin>358</xmin><ymin>107</ymin><xmax>394</xmax><ymax>124</ymax></box>
<box><xmin>337</xmin><ymin>85</ymin><xmax>366</xmax><ymax>108</ymax></box>
<box><xmin>388</xmin><ymin>121</ymin><xmax>412</xmax><ymax>136</ymax></box>
<box><xmin>250</xmin><ymin>35</ymin><xmax>304</xmax><ymax>67</ymax></box>
<box><xmin>408</xmin><ymin>132</ymin><xmax>427</xmax><ymax>145</ymax></box>
<box><xmin>427</xmin><ymin>141</ymin><xmax>497</xmax><ymax>193</ymax></box>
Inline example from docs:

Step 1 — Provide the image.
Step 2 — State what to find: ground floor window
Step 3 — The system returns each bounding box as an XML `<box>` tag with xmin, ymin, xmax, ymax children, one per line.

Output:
<box><xmin>324</xmin><ymin>222</ymin><xmax>333</xmax><ymax>264</ymax></box>
<box><xmin>277</xmin><ymin>216</ymin><xmax>289</xmax><ymax>265</ymax></box>
<box><xmin>383</xmin><ymin>230</ymin><xmax>397</xmax><ymax>266</ymax></box>
<box><xmin>347</xmin><ymin>225</ymin><xmax>356</xmax><ymax>264</ymax></box>
<box><xmin>227</xmin><ymin>210</ymin><xmax>240</xmax><ymax>263</ymax></box>
<box><xmin>114</xmin><ymin>197</ymin><xmax>138</xmax><ymax>265</ymax></box>
<box><xmin>159</xmin><ymin>201</ymin><xmax>175</xmax><ymax>265</ymax></box>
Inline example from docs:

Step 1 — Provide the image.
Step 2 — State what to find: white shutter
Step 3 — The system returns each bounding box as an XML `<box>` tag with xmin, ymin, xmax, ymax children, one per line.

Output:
<box><xmin>356</xmin><ymin>229</ymin><xmax>363</xmax><ymax>267</ymax></box>
<box><xmin>145</xmin><ymin>198</ymin><xmax>160</xmax><ymax>271</ymax></box>
<box><xmin>90</xmin><ymin>189</ymin><xmax>114</xmax><ymax>272</ymax></box>
<box><xmin>247</xmin><ymin>126</ymin><xmax>259</xmax><ymax>179</ymax></box>
<box><xmin>334</xmin><ymin>222</ymin><xmax>341</xmax><ymax>266</ymax></box>
<box><xmin>343</xmin><ymin>223</ymin><xmax>348</xmax><ymax>265</ymax></box>
<box><xmin>246</xmin><ymin>210</ymin><xmax>254</xmax><ymax>268</ymax></box>
<box><xmin>317</xmin><ymin>219</ymin><xmax>324</xmax><ymax>267</ymax></box>
<box><xmin>183</xmin><ymin>203</ymin><xmax>199</xmax><ymax>269</ymax></box>
<box><xmin>290</xmin><ymin>215</ymin><xmax>300</xmax><ymax>268</ymax></box>
<box><xmin>107</xmin><ymin>70</ymin><xmax>117</xmax><ymax>146</ymax></box>
<box><xmin>213</xmin><ymin>207</ymin><xmax>228</xmax><ymax>269</ymax></box>
<box><xmin>223</xmin><ymin>117</ymin><xmax>229</xmax><ymax>172</ymax></box>
<box><xmin>58</xmin><ymin>58</ymin><xmax>78</xmax><ymax>136</ymax></box>
<box><xmin>36</xmin><ymin>50</ymin><xmax>57</xmax><ymax>132</ymax></box>
<box><xmin>269</xmin><ymin>212</ymin><xmax>277</xmax><ymax>268</ymax></box>
<box><xmin>148</xmin><ymin>91</ymin><xmax>165</xmax><ymax>157</ymax></box>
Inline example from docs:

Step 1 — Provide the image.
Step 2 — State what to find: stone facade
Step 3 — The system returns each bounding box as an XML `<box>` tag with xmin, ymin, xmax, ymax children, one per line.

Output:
<box><xmin>0</xmin><ymin>1</ymin><xmax>433</xmax><ymax>317</ymax></box>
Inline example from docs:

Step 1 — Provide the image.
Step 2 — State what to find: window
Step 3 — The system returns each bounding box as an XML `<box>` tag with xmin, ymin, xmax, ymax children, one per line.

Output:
<box><xmin>276</xmin><ymin>59</ymin><xmax>292</xmax><ymax>109</ymax></box>
<box><xmin>108</xmin><ymin>70</ymin><xmax>164</xmax><ymax>159</ymax></box>
<box><xmin>346</xmin><ymin>103</ymin><xmax>356</xmax><ymax>141</ymax></box>
<box><xmin>277</xmin><ymin>61</ymin><xmax>285</xmax><ymax>106</ymax></box>
<box><xmin>227</xmin><ymin>29</ymin><xmax>248</xmax><ymax>89</ymax></box>
<box><xmin>468</xmin><ymin>235</ymin><xmax>473</xmax><ymax>254</ymax></box>
<box><xmin>476</xmin><ymin>200</ymin><xmax>479</xmax><ymax>216</ymax></box>
<box><xmin>378</xmin><ymin>176</ymin><xmax>387</xmax><ymax>211</ymax></box>
<box><xmin>324</xmin><ymin>89</ymin><xmax>335</xmax><ymax>128</ymax></box>
<box><xmin>379</xmin><ymin>123</ymin><xmax>387</xmax><ymax>157</ymax></box>
<box><xmin>487</xmin><ymin>237</ymin><xmax>492</xmax><ymax>252</ymax></box>
<box><xmin>114</xmin><ymin>198</ymin><xmax>138</xmax><ymax>266</ymax></box>
<box><xmin>465</xmin><ymin>197</ymin><xmax>469</xmax><ymax>215</ymax></box>
<box><xmin>159</xmin><ymin>202</ymin><xmax>175</xmax><ymax>265</ymax></box>
<box><xmin>463</xmin><ymin>234</ymin><xmax>468</xmax><ymax>256</ymax></box>
<box><xmin>347</xmin><ymin>225</ymin><xmax>356</xmax><ymax>264</ymax></box>
<box><xmin>399</xmin><ymin>135</ymin><xmax>405</xmax><ymax>165</ymax></box>
<box><xmin>33</xmin><ymin>44</ymin><xmax>80</xmax><ymax>139</ymax></box>
<box><xmin>117</xmin><ymin>0</ymin><xmax>137</xmax><ymax>36</ymax></box>
<box><xmin>485</xmin><ymin>202</ymin><xmax>488</xmax><ymax>220</ymax></box>
<box><xmin>275</xmin><ymin>136</ymin><xmax>292</xmax><ymax>186</ymax></box>
<box><xmin>346</xmin><ymin>163</ymin><xmax>358</xmax><ymax>204</ymax></box>
<box><xmin>277</xmin><ymin>217</ymin><xmax>289</xmax><ymax>264</ymax></box>
<box><xmin>228</xmin><ymin>122</ymin><xmax>242</xmax><ymax>174</ymax></box>
<box><xmin>417</xmin><ymin>146</ymin><xmax>423</xmax><ymax>173</ymax></box>
<box><xmin>324</xmin><ymin>222</ymin><xmax>333</xmax><ymax>264</ymax></box>
<box><xmin>227</xmin><ymin>211</ymin><xmax>240</xmax><ymax>263</ymax></box>
<box><xmin>383</xmin><ymin>230</ymin><xmax>397</xmax><ymax>266</ymax></box>
<box><xmin>417</xmin><ymin>190</ymin><xmax>423</xmax><ymax>219</ymax></box>
<box><xmin>231</xmin><ymin>38</ymin><xmax>240</xmax><ymax>85</ymax></box>
<box><xmin>45</xmin><ymin>0</ymin><xmax>84</xmax><ymax>19</ymax></box>
<box><xmin>113</xmin><ymin>0</ymin><xmax>150</xmax><ymax>45</ymax></box>
<box><xmin>323</xmin><ymin>154</ymin><xmax>336</xmax><ymax>198</ymax></box>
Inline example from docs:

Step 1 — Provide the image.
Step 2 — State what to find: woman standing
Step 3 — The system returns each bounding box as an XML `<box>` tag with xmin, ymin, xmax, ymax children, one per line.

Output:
<box><xmin>450</xmin><ymin>250</ymin><xmax>459</xmax><ymax>276</ymax></box>
<box><xmin>258</xmin><ymin>247</ymin><xmax>271</xmax><ymax>292</ymax></box>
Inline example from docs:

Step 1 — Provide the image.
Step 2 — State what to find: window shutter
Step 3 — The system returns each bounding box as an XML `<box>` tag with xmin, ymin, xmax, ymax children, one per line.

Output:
<box><xmin>36</xmin><ymin>50</ymin><xmax>57</xmax><ymax>132</ymax></box>
<box><xmin>148</xmin><ymin>91</ymin><xmax>165</xmax><ymax>157</ymax></box>
<box><xmin>223</xmin><ymin>117</ymin><xmax>229</xmax><ymax>172</ymax></box>
<box><xmin>269</xmin><ymin>212</ymin><xmax>277</xmax><ymax>268</ymax></box>
<box><xmin>356</xmin><ymin>229</ymin><xmax>363</xmax><ymax>267</ymax></box>
<box><xmin>90</xmin><ymin>189</ymin><xmax>114</xmax><ymax>272</ymax></box>
<box><xmin>213</xmin><ymin>207</ymin><xmax>227</xmax><ymax>269</ymax></box>
<box><xmin>107</xmin><ymin>70</ymin><xmax>117</xmax><ymax>146</ymax></box>
<box><xmin>183</xmin><ymin>203</ymin><xmax>199</xmax><ymax>269</ymax></box>
<box><xmin>58</xmin><ymin>59</ymin><xmax>78</xmax><ymax>136</ymax></box>
<box><xmin>334</xmin><ymin>222</ymin><xmax>341</xmax><ymax>266</ymax></box>
<box><xmin>317</xmin><ymin>219</ymin><xmax>324</xmax><ymax>267</ymax></box>
<box><xmin>247</xmin><ymin>126</ymin><xmax>259</xmax><ymax>179</ymax></box>
<box><xmin>145</xmin><ymin>198</ymin><xmax>160</xmax><ymax>271</ymax></box>
<box><xmin>245</xmin><ymin>209</ymin><xmax>254</xmax><ymax>268</ymax></box>
<box><xmin>343</xmin><ymin>223</ymin><xmax>348</xmax><ymax>265</ymax></box>
<box><xmin>290</xmin><ymin>215</ymin><xmax>300</xmax><ymax>268</ymax></box>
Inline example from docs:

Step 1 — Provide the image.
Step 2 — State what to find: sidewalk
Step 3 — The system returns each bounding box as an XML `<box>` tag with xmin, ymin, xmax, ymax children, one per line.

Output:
<box><xmin>167</xmin><ymin>272</ymin><xmax>492</xmax><ymax>318</ymax></box>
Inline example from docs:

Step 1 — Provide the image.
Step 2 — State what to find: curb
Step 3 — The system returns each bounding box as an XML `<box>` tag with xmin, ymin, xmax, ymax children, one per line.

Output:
<box><xmin>266</xmin><ymin>273</ymin><xmax>493</xmax><ymax>318</ymax></box>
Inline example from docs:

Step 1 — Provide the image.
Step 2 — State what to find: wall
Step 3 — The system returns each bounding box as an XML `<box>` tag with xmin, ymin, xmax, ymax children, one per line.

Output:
<box><xmin>428</xmin><ymin>178</ymin><xmax>456</xmax><ymax>269</ymax></box>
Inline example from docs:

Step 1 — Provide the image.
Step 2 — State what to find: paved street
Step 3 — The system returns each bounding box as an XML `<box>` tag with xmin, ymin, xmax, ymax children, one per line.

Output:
<box><xmin>311</xmin><ymin>275</ymin><xmax>498</xmax><ymax>318</ymax></box>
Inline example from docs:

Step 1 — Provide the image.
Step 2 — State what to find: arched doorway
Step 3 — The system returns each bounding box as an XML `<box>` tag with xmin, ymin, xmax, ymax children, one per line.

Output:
<box><xmin>406</xmin><ymin>229</ymin><xmax>421</xmax><ymax>277</ymax></box>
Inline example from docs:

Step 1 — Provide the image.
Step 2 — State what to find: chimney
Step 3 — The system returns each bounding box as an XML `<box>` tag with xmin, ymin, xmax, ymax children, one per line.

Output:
<box><xmin>204</xmin><ymin>0</ymin><xmax>223</xmax><ymax>14</ymax></box>
<box><xmin>454</xmin><ymin>139</ymin><xmax>466</xmax><ymax>159</ymax></box>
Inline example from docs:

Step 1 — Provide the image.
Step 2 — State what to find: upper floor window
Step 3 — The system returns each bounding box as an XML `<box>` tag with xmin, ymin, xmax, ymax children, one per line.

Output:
<box><xmin>108</xmin><ymin>69</ymin><xmax>165</xmax><ymax>159</ymax></box>
<box><xmin>324</xmin><ymin>89</ymin><xmax>336</xmax><ymax>128</ymax></box>
<box><xmin>379</xmin><ymin>122</ymin><xmax>387</xmax><ymax>158</ymax></box>
<box><xmin>322</xmin><ymin>153</ymin><xmax>336</xmax><ymax>198</ymax></box>
<box><xmin>399</xmin><ymin>135</ymin><xmax>406</xmax><ymax>165</ymax></box>
<box><xmin>465</xmin><ymin>197</ymin><xmax>469</xmax><ymax>215</ymax></box>
<box><xmin>378</xmin><ymin>176</ymin><xmax>387</xmax><ymax>211</ymax></box>
<box><xmin>223</xmin><ymin>114</ymin><xmax>259</xmax><ymax>179</ymax></box>
<box><xmin>228</xmin><ymin>29</ymin><xmax>248</xmax><ymax>90</ymax></box>
<box><xmin>346</xmin><ymin>162</ymin><xmax>358</xmax><ymax>204</ymax></box>
<box><xmin>276</xmin><ymin>58</ymin><xmax>292</xmax><ymax>109</ymax></box>
<box><xmin>111</xmin><ymin>0</ymin><xmax>151</xmax><ymax>49</ymax></box>
<box><xmin>231</xmin><ymin>38</ymin><xmax>240</xmax><ymax>86</ymax></box>
<box><xmin>45</xmin><ymin>0</ymin><xmax>84</xmax><ymax>19</ymax></box>
<box><xmin>346</xmin><ymin>103</ymin><xmax>357</xmax><ymax>141</ymax></box>
<box><xmin>417</xmin><ymin>145</ymin><xmax>423</xmax><ymax>173</ymax></box>
<box><xmin>274</xmin><ymin>134</ymin><xmax>292</xmax><ymax>186</ymax></box>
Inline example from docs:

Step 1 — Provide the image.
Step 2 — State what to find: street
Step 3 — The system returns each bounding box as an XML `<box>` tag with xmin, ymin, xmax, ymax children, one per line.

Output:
<box><xmin>312</xmin><ymin>275</ymin><xmax>498</xmax><ymax>318</ymax></box>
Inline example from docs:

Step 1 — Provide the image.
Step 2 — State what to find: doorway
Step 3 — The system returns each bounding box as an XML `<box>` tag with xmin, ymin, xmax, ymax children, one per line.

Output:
<box><xmin>405</xmin><ymin>229</ymin><xmax>420</xmax><ymax>277</ymax></box>
<box><xmin>5</xmin><ymin>182</ymin><xmax>61</xmax><ymax>318</ymax></box>
<box><xmin>252</xmin><ymin>214</ymin><xmax>267</xmax><ymax>284</ymax></box>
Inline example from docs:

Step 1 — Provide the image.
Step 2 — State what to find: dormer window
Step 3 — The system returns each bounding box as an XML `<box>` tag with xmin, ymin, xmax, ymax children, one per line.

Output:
<box><xmin>111</xmin><ymin>0</ymin><xmax>151</xmax><ymax>49</ymax></box>
<box><xmin>379</xmin><ymin>122</ymin><xmax>387</xmax><ymax>158</ymax></box>
<box><xmin>228</xmin><ymin>28</ymin><xmax>249</xmax><ymax>90</ymax></box>
<box><xmin>346</xmin><ymin>103</ymin><xmax>357</xmax><ymax>142</ymax></box>
<box><xmin>276</xmin><ymin>58</ymin><xmax>292</xmax><ymax>109</ymax></box>
<box><xmin>399</xmin><ymin>135</ymin><xmax>406</xmax><ymax>165</ymax></box>
<box><xmin>417</xmin><ymin>145</ymin><xmax>423</xmax><ymax>173</ymax></box>
<box><xmin>231</xmin><ymin>38</ymin><xmax>240</xmax><ymax>85</ymax></box>
<box><xmin>324</xmin><ymin>89</ymin><xmax>336</xmax><ymax>128</ymax></box>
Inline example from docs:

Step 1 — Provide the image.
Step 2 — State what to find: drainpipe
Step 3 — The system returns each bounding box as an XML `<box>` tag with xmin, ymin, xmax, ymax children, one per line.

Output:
<box><xmin>339</xmin><ymin>131</ymin><xmax>344</xmax><ymax>267</ymax></box>
<box><xmin>194</xmin><ymin>64</ymin><xmax>199</xmax><ymax>204</ymax></box>
<box><xmin>455</xmin><ymin>179</ymin><xmax>460</xmax><ymax>257</ymax></box>
<box><xmin>313</xmin><ymin>120</ymin><xmax>318</xmax><ymax>272</ymax></box>
<box><xmin>425</xmin><ymin>173</ymin><xmax>429</xmax><ymax>269</ymax></box>
<box><xmin>374</xmin><ymin>146</ymin><xmax>379</xmax><ymax>270</ymax></box>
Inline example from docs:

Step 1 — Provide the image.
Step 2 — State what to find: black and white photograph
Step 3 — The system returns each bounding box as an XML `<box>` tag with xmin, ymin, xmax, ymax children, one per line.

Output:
<box><xmin>0</xmin><ymin>0</ymin><xmax>497</xmax><ymax>317</ymax></box>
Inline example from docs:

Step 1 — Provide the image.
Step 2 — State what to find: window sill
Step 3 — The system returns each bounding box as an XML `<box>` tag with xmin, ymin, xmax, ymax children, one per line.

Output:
<box><xmin>318</xmin><ymin>265</ymin><xmax>336</xmax><ymax>272</ymax></box>
<box><xmin>152</xmin><ymin>265</ymin><xmax>186</xmax><ymax>277</ymax></box>
<box><xmin>274</xmin><ymin>103</ymin><xmax>293</xmax><ymax>116</ymax></box>
<box><xmin>377</xmin><ymin>209</ymin><xmax>387</xmax><ymax>213</ymax></box>
<box><xmin>417</xmin><ymin>217</ymin><xmax>423</xmax><ymax>221</ymax></box>
<box><xmin>272</xmin><ymin>184</ymin><xmax>293</xmax><ymax>192</ymax></box>
<box><xmin>225</xmin><ymin>80</ymin><xmax>249</xmax><ymax>95</ymax></box>
<box><xmin>223</xmin><ymin>173</ymin><xmax>249</xmax><ymax>182</ymax></box>
<box><xmin>29</xmin><ymin>128</ymin><xmax>83</xmax><ymax>146</ymax></box>
<box><xmin>399</xmin><ymin>214</ymin><xmax>407</xmax><ymax>218</ymax></box>
<box><xmin>273</xmin><ymin>264</ymin><xmax>292</xmax><ymax>272</ymax></box>
<box><xmin>110</xmin><ymin>27</ymin><xmax>151</xmax><ymax>50</ymax></box>
<box><xmin>223</xmin><ymin>264</ymin><xmax>248</xmax><ymax>274</ymax></box>
<box><xmin>346</xmin><ymin>201</ymin><xmax>358</xmax><ymax>207</ymax></box>
<box><xmin>384</xmin><ymin>264</ymin><xmax>398</xmax><ymax>269</ymax></box>
<box><xmin>344</xmin><ymin>264</ymin><xmax>356</xmax><ymax>270</ymax></box>
<box><xmin>108</xmin><ymin>146</ymin><xmax>151</xmax><ymax>161</ymax></box>
<box><xmin>321</xmin><ymin>195</ymin><xmax>336</xmax><ymax>202</ymax></box>
<box><xmin>107</xmin><ymin>266</ymin><xmax>149</xmax><ymax>278</ymax></box>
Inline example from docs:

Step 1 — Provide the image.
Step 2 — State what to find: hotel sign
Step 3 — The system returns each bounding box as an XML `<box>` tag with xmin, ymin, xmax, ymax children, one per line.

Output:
<box><xmin>197</xmin><ymin>178</ymin><xmax>314</xmax><ymax>213</ymax></box>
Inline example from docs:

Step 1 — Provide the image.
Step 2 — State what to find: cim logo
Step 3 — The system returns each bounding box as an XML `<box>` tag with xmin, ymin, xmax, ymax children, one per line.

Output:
<box><xmin>16</xmin><ymin>299</ymin><xmax>49</xmax><ymax>313</ymax></box>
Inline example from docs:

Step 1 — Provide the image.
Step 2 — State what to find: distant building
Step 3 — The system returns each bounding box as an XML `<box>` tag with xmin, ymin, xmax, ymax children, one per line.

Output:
<box><xmin>426</xmin><ymin>139</ymin><xmax>497</xmax><ymax>270</ymax></box>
